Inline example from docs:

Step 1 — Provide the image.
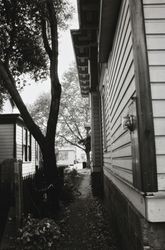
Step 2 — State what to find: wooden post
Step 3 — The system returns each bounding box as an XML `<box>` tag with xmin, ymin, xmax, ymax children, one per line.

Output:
<box><xmin>129</xmin><ymin>0</ymin><xmax>157</xmax><ymax>192</ymax></box>
<box><xmin>14</xmin><ymin>160</ymin><xmax>22</xmax><ymax>228</ymax></box>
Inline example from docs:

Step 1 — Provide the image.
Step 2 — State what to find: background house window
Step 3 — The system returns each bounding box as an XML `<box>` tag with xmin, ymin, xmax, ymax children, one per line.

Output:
<box><xmin>59</xmin><ymin>151</ymin><xmax>68</xmax><ymax>161</ymax></box>
<box><xmin>23</xmin><ymin>128</ymin><xmax>32</xmax><ymax>162</ymax></box>
<box><xmin>28</xmin><ymin>131</ymin><xmax>32</xmax><ymax>161</ymax></box>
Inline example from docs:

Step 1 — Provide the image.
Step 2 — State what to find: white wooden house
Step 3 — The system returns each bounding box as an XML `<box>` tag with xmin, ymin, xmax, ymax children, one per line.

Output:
<box><xmin>71</xmin><ymin>0</ymin><xmax>165</xmax><ymax>249</ymax></box>
<box><xmin>57</xmin><ymin>146</ymin><xmax>76</xmax><ymax>167</ymax></box>
<box><xmin>0</xmin><ymin>114</ymin><xmax>40</xmax><ymax>177</ymax></box>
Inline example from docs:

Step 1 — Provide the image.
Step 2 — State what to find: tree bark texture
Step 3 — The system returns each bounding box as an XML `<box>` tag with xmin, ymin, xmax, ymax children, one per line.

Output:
<box><xmin>86</xmin><ymin>151</ymin><xmax>90</xmax><ymax>168</ymax></box>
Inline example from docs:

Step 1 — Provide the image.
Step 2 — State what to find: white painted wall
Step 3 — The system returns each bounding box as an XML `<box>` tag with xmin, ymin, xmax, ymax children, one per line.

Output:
<box><xmin>101</xmin><ymin>0</ymin><xmax>135</xmax><ymax>184</ymax></box>
<box><xmin>143</xmin><ymin>0</ymin><xmax>165</xmax><ymax>191</ymax></box>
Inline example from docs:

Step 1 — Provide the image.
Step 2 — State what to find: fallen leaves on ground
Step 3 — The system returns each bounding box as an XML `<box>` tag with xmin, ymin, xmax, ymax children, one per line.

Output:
<box><xmin>15</xmin><ymin>215</ymin><xmax>60</xmax><ymax>250</ymax></box>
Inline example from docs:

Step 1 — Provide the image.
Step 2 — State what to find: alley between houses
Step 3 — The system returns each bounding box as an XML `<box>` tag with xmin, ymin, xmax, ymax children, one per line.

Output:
<box><xmin>55</xmin><ymin>168</ymin><xmax>120</xmax><ymax>250</ymax></box>
<box><xmin>1</xmin><ymin>168</ymin><xmax>121</xmax><ymax>250</ymax></box>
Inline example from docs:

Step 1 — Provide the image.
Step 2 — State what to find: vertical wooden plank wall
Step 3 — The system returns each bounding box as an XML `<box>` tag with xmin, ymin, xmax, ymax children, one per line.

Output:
<box><xmin>143</xmin><ymin>0</ymin><xmax>165</xmax><ymax>190</ymax></box>
<box><xmin>102</xmin><ymin>0</ymin><xmax>135</xmax><ymax>184</ymax></box>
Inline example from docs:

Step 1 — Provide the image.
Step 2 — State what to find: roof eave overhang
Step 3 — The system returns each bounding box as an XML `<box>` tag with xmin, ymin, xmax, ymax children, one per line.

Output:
<box><xmin>71</xmin><ymin>30</ymin><xmax>91</xmax><ymax>97</ymax></box>
<box><xmin>71</xmin><ymin>0</ymin><xmax>99</xmax><ymax>97</ymax></box>
<box><xmin>98</xmin><ymin>0</ymin><xmax>122</xmax><ymax>63</ymax></box>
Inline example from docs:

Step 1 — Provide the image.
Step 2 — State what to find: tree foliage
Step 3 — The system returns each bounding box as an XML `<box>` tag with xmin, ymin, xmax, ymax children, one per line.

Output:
<box><xmin>0</xmin><ymin>0</ymin><xmax>73</xmax><ymax>193</ymax></box>
<box><xmin>29</xmin><ymin>64</ymin><xmax>90</xmax><ymax>151</ymax></box>
<box><xmin>0</xmin><ymin>0</ymin><xmax>48</xmax><ymax>84</ymax></box>
<box><xmin>58</xmin><ymin>64</ymin><xmax>90</xmax><ymax>150</ymax></box>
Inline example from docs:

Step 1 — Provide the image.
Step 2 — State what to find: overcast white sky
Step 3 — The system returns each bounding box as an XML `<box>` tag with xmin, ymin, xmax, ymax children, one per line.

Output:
<box><xmin>20</xmin><ymin>0</ymin><xmax>78</xmax><ymax>105</ymax></box>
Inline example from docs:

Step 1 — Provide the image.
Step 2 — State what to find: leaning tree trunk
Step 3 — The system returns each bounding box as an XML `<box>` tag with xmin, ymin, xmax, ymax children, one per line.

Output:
<box><xmin>0</xmin><ymin>0</ymin><xmax>62</xmax><ymax>214</ymax></box>
<box><xmin>0</xmin><ymin>60</ymin><xmax>61</xmax><ymax>213</ymax></box>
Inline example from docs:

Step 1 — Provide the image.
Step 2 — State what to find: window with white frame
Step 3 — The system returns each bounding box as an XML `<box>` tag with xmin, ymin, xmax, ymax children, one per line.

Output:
<box><xmin>23</xmin><ymin>128</ymin><xmax>32</xmax><ymax>162</ymax></box>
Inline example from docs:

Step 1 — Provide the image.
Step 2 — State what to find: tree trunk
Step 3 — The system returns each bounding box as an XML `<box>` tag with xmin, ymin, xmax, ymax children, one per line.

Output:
<box><xmin>86</xmin><ymin>151</ymin><xmax>90</xmax><ymax>168</ymax></box>
<box><xmin>41</xmin><ymin>144</ymin><xmax>60</xmax><ymax>212</ymax></box>
<box><xmin>42</xmin><ymin>148</ymin><xmax>58</xmax><ymax>184</ymax></box>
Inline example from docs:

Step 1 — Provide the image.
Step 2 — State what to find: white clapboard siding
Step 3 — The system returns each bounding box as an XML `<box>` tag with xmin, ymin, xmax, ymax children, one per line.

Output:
<box><xmin>112</xmin><ymin>144</ymin><xmax>132</xmax><ymax>158</ymax></box>
<box><xmin>154</xmin><ymin>118</ymin><xmax>165</xmax><ymax>135</ymax></box>
<box><xmin>108</xmin><ymin>4</ymin><xmax>130</xmax><ymax>100</ymax></box>
<box><xmin>0</xmin><ymin>124</ymin><xmax>14</xmax><ymax>162</ymax></box>
<box><xmin>112</xmin><ymin>157</ymin><xmax>132</xmax><ymax>171</ymax></box>
<box><xmin>109</xmin><ymin>44</ymin><xmax>134</xmax><ymax>113</ymax></box>
<box><xmin>158</xmin><ymin>174</ymin><xmax>165</xmax><ymax>190</ymax></box>
<box><xmin>143</xmin><ymin>0</ymin><xmax>165</xmax><ymax>191</ymax></box>
<box><xmin>101</xmin><ymin>0</ymin><xmax>135</xmax><ymax>185</ymax></box>
<box><xmin>108</xmin><ymin>0</ymin><xmax>129</xmax><ymax>80</ymax></box>
<box><xmin>151</xmin><ymin>84</ymin><xmax>165</xmax><ymax>99</ymax></box>
<box><xmin>109</xmin><ymin>12</ymin><xmax>131</xmax><ymax>96</ymax></box>
<box><xmin>152</xmin><ymin>100</ymin><xmax>165</xmax><ymax>117</ymax></box>
<box><xmin>16</xmin><ymin>124</ymin><xmax>22</xmax><ymax>160</ymax></box>
<box><xmin>111</xmin><ymin>165</ymin><xmax>133</xmax><ymax>184</ymax></box>
<box><xmin>155</xmin><ymin>137</ymin><xmax>165</xmax><ymax>155</ymax></box>
<box><xmin>148</xmin><ymin>51</ymin><xmax>165</xmax><ymax>65</ymax></box>
<box><xmin>149</xmin><ymin>67</ymin><xmax>165</xmax><ymax>82</ymax></box>
<box><xmin>146</xmin><ymin>35</ymin><xmax>165</xmax><ymax>50</ymax></box>
<box><xmin>111</xmin><ymin>79</ymin><xmax>136</xmax><ymax>129</ymax></box>
<box><xmin>22</xmin><ymin>136</ymin><xmax>36</xmax><ymax>177</ymax></box>
<box><xmin>112</xmin><ymin>132</ymin><xmax>131</xmax><ymax>151</ymax></box>
<box><xmin>144</xmin><ymin>6</ymin><xmax>165</xmax><ymax>19</ymax></box>
<box><xmin>156</xmin><ymin>155</ymin><xmax>165</xmax><ymax>173</ymax></box>
<box><xmin>145</xmin><ymin>20</ymin><xmax>165</xmax><ymax>34</ymax></box>
<box><xmin>110</xmin><ymin>66</ymin><xmax>135</xmax><ymax>121</ymax></box>
<box><xmin>143</xmin><ymin>0</ymin><xmax>165</xmax><ymax>4</ymax></box>
<box><xmin>112</xmin><ymin>124</ymin><xmax>125</xmax><ymax>142</ymax></box>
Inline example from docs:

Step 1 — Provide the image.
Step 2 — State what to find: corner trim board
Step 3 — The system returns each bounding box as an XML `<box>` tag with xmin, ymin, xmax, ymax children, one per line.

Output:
<box><xmin>128</xmin><ymin>0</ymin><xmax>157</xmax><ymax>192</ymax></box>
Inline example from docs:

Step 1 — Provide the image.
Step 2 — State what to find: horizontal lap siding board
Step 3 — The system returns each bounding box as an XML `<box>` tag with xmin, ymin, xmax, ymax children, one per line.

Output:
<box><xmin>0</xmin><ymin>124</ymin><xmax>14</xmax><ymax>162</ymax></box>
<box><xmin>102</xmin><ymin>0</ymin><xmax>135</xmax><ymax>184</ymax></box>
<box><xmin>143</xmin><ymin>0</ymin><xmax>165</xmax><ymax>190</ymax></box>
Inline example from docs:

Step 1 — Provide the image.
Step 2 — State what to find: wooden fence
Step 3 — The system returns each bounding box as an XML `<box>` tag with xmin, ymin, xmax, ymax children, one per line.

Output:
<box><xmin>0</xmin><ymin>159</ymin><xmax>22</xmax><ymax>241</ymax></box>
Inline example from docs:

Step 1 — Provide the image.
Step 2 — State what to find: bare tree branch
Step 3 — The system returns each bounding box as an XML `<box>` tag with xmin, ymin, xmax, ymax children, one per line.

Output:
<box><xmin>59</xmin><ymin>135</ymin><xmax>85</xmax><ymax>151</ymax></box>
<box><xmin>73</xmin><ymin>120</ymin><xmax>83</xmax><ymax>140</ymax></box>
<box><xmin>61</xmin><ymin>115</ymin><xmax>82</xmax><ymax>142</ymax></box>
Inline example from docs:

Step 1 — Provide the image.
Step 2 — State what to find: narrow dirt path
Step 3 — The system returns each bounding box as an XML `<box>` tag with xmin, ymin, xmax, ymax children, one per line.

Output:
<box><xmin>56</xmin><ymin>169</ymin><xmax>120</xmax><ymax>250</ymax></box>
